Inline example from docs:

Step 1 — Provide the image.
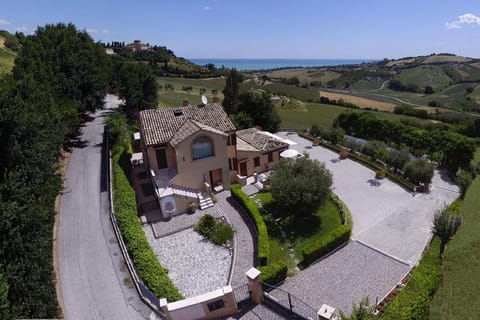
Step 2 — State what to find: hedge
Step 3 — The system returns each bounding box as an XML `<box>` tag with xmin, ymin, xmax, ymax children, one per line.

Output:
<box><xmin>381</xmin><ymin>238</ymin><xmax>442</xmax><ymax>320</ymax></box>
<box><xmin>230</xmin><ymin>184</ymin><xmax>270</xmax><ymax>266</ymax></box>
<box><xmin>112</xmin><ymin>146</ymin><xmax>183</xmax><ymax>302</ymax></box>
<box><xmin>298</xmin><ymin>132</ymin><xmax>414</xmax><ymax>192</ymax></box>
<box><xmin>302</xmin><ymin>224</ymin><xmax>351</xmax><ymax>266</ymax></box>
<box><xmin>258</xmin><ymin>262</ymin><xmax>288</xmax><ymax>286</ymax></box>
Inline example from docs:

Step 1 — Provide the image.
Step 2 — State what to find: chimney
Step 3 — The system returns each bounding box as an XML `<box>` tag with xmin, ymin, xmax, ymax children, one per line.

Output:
<box><xmin>182</xmin><ymin>98</ymin><xmax>189</xmax><ymax>107</ymax></box>
<box><xmin>213</xmin><ymin>96</ymin><xmax>219</xmax><ymax>103</ymax></box>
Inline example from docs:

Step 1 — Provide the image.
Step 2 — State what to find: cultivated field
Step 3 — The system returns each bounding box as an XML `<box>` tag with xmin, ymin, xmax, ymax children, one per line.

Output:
<box><xmin>0</xmin><ymin>37</ymin><xmax>15</xmax><ymax>74</ymax></box>
<box><xmin>320</xmin><ymin>90</ymin><xmax>397</xmax><ymax>111</ymax></box>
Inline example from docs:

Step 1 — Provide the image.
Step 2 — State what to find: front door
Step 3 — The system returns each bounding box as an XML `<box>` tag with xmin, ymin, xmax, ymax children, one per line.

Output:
<box><xmin>210</xmin><ymin>168</ymin><xmax>223</xmax><ymax>186</ymax></box>
<box><xmin>155</xmin><ymin>148</ymin><xmax>168</xmax><ymax>169</ymax></box>
<box><xmin>239</xmin><ymin>161</ymin><xmax>247</xmax><ymax>176</ymax></box>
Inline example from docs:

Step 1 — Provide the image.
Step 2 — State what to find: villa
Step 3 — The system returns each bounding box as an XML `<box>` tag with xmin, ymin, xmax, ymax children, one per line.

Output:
<box><xmin>137</xmin><ymin>102</ymin><xmax>289</xmax><ymax>219</ymax></box>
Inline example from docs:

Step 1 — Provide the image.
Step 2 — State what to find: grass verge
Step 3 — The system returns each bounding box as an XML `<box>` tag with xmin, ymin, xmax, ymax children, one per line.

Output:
<box><xmin>428</xmin><ymin>178</ymin><xmax>480</xmax><ymax>319</ymax></box>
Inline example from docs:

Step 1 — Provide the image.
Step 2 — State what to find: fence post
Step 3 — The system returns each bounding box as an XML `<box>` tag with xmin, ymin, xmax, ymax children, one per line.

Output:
<box><xmin>317</xmin><ymin>304</ymin><xmax>336</xmax><ymax>320</ymax></box>
<box><xmin>160</xmin><ymin>298</ymin><xmax>172</xmax><ymax>320</ymax></box>
<box><xmin>246</xmin><ymin>267</ymin><xmax>263</xmax><ymax>304</ymax></box>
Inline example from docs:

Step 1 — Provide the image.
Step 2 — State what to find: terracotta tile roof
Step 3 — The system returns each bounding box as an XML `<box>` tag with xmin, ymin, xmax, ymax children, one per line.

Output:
<box><xmin>170</xmin><ymin>119</ymin><xmax>226</xmax><ymax>146</ymax></box>
<box><xmin>139</xmin><ymin>103</ymin><xmax>235</xmax><ymax>146</ymax></box>
<box><xmin>236</xmin><ymin>128</ymin><xmax>289</xmax><ymax>152</ymax></box>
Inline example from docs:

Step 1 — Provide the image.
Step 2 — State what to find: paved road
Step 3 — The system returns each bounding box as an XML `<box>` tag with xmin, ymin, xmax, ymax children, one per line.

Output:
<box><xmin>57</xmin><ymin>95</ymin><xmax>151</xmax><ymax>320</ymax></box>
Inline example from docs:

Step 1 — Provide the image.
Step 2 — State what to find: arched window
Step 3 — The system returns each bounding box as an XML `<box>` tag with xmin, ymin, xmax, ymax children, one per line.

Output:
<box><xmin>192</xmin><ymin>137</ymin><xmax>214</xmax><ymax>160</ymax></box>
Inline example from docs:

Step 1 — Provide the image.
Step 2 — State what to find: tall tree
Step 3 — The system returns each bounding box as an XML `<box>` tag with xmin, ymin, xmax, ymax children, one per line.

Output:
<box><xmin>432</xmin><ymin>206</ymin><xmax>462</xmax><ymax>258</ymax></box>
<box><xmin>238</xmin><ymin>91</ymin><xmax>281</xmax><ymax>132</ymax></box>
<box><xmin>12</xmin><ymin>23</ymin><xmax>109</xmax><ymax>113</ymax></box>
<box><xmin>118</xmin><ymin>62</ymin><xmax>158</xmax><ymax>110</ymax></box>
<box><xmin>0</xmin><ymin>272</ymin><xmax>10</xmax><ymax>320</ymax></box>
<box><xmin>222</xmin><ymin>68</ymin><xmax>242</xmax><ymax>114</ymax></box>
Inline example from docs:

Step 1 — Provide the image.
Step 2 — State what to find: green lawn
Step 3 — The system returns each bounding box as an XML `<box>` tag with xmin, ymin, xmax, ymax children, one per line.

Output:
<box><xmin>429</xmin><ymin>178</ymin><xmax>480</xmax><ymax>319</ymax></box>
<box><xmin>252</xmin><ymin>191</ymin><xmax>341</xmax><ymax>274</ymax></box>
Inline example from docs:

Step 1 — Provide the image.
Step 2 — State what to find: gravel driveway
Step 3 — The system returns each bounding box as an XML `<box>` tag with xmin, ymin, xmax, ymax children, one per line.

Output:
<box><xmin>268</xmin><ymin>132</ymin><xmax>459</xmax><ymax>314</ymax></box>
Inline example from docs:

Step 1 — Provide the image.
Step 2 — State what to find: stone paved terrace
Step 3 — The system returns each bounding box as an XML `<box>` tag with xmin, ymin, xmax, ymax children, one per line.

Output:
<box><xmin>150</xmin><ymin>205</ymin><xmax>222</xmax><ymax>238</ymax></box>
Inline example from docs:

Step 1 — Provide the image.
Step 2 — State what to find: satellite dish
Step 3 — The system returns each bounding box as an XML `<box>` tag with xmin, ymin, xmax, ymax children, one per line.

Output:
<box><xmin>201</xmin><ymin>95</ymin><xmax>208</xmax><ymax>105</ymax></box>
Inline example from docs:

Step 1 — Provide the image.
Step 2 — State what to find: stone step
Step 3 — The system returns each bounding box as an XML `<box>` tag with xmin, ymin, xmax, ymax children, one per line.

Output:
<box><xmin>199</xmin><ymin>197</ymin><xmax>214</xmax><ymax>210</ymax></box>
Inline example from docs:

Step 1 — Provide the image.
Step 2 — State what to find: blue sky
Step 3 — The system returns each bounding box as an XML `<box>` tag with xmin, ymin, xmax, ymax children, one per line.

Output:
<box><xmin>1</xmin><ymin>0</ymin><xmax>479</xmax><ymax>59</ymax></box>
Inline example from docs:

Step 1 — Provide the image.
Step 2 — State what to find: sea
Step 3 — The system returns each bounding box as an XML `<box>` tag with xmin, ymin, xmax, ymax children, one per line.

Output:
<box><xmin>189</xmin><ymin>58</ymin><xmax>377</xmax><ymax>71</ymax></box>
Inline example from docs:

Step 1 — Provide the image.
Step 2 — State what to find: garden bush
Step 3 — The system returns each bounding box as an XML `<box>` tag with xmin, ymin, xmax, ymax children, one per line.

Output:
<box><xmin>302</xmin><ymin>224</ymin><xmax>351</xmax><ymax>266</ymax></box>
<box><xmin>212</xmin><ymin>224</ymin><xmax>235</xmax><ymax>245</ymax></box>
<box><xmin>194</xmin><ymin>214</ymin><xmax>216</xmax><ymax>237</ymax></box>
<box><xmin>258</xmin><ymin>262</ymin><xmax>288</xmax><ymax>286</ymax></box>
<box><xmin>231</xmin><ymin>184</ymin><xmax>269</xmax><ymax>265</ymax></box>
<box><xmin>195</xmin><ymin>214</ymin><xmax>234</xmax><ymax>245</ymax></box>
<box><xmin>112</xmin><ymin>146</ymin><xmax>182</xmax><ymax>301</ymax></box>
<box><xmin>381</xmin><ymin>239</ymin><xmax>442</xmax><ymax>320</ymax></box>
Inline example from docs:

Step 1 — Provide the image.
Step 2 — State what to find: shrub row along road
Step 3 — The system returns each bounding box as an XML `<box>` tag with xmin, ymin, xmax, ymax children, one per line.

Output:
<box><xmin>56</xmin><ymin>95</ymin><xmax>151</xmax><ymax>320</ymax></box>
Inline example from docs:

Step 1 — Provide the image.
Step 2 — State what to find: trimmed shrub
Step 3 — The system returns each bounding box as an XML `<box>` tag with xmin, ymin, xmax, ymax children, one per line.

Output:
<box><xmin>231</xmin><ymin>184</ymin><xmax>269</xmax><ymax>265</ymax></box>
<box><xmin>382</xmin><ymin>239</ymin><xmax>442</xmax><ymax>320</ymax></box>
<box><xmin>194</xmin><ymin>214</ymin><xmax>216</xmax><ymax>237</ymax></box>
<box><xmin>212</xmin><ymin>224</ymin><xmax>234</xmax><ymax>245</ymax></box>
<box><xmin>302</xmin><ymin>224</ymin><xmax>351</xmax><ymax>266</ymax></box>
<box><xmin>112</xmin><ymin>146</ymin><xmax>182</xmax><ymax>301</ymax></box>
<box><xmin>258</xmin><ymin>262</ymin><xmax>288</xmax><ymax>286</ymax></box>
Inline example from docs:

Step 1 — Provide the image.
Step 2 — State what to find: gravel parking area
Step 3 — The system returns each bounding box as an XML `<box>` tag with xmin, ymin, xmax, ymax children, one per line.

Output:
<box><xmin>143</xmin><ymin>226</ymin><xmax>231</xmax><ymax>298</ymax></box>
<box><xmin>276</xmin><ymin>132</ymin><xmax>458</xmax><ymax>265</ymax></box>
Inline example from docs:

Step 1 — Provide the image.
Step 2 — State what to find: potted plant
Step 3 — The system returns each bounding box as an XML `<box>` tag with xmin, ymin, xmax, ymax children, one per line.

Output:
<box><xmin>375</xmin><ymin>169</ymin><xmax>386</xmax><ymax>179</ymax></box>
<box><xmin>339</xmin><ymin>150</ymin><xmax>349</xmax><ymax>160</ymax></box>
<box><xmin>187</xmin><ymin>202</ymin><xmax>198</xmax><ymax>214</ymax></box>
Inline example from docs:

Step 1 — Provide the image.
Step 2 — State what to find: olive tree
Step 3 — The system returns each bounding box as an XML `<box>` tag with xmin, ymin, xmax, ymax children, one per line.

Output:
<box><xmin>403</xmin><ymin>159</ymin><xmax>434</xmax><ymax>186</ymax></box>
<box><xmin>432</xmin><ymin>205</ymin><xmax>462</xmax><ymax>258</ymax></box>
<box><xmin>270</xmin><ymin>157</ymin><xmax>332</xmax><ymax>217</ymax></box>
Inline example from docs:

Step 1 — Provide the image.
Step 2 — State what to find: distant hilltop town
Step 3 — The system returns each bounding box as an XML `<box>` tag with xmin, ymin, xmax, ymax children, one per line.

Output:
<box><xmin>104</xmin><ymin>40</ymin><xmax>150</xmax><ymax>55</ymax></box>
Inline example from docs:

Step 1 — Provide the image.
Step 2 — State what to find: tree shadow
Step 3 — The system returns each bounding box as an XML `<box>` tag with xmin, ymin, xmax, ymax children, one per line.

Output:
<box><xmin>367</xmin><ymin>178</ymin><xmax>381</xmax><ymax>187</ymax></box>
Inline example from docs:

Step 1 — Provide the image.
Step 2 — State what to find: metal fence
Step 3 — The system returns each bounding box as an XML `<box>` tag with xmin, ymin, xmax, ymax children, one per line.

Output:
<box><xmin>233</xmin><ymin>283</ymin><xmax>251</xmax><ymax>303</ymax></box>
<box><xmin>261</xmin><ymin>281</ymin><xmax>318</xmax><ymax>320</ymax></box>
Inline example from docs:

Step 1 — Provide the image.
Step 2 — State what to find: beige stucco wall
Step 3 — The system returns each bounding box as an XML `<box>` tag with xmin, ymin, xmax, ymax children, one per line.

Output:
<box><xmin>174</xmin><ymin>194</ymin><xmax>194</xmax><ymax>214</ymax></box>
<box><xmin>237</xmin><ymin>149</ymin><xmax>284</xmax><ymax>176</ymax></box>
<box><xmin>166</xmin><ymin>286</ymin><xmax>237</xmax><ymax>320</ymax></box>
<box><xmin>171</xmin><ymin>130</ymin><xmax>231</xmax><ymax>190</ymax></box>
<box><xmin>145</xmin><ymin>144</ymin><xmax>177</xmax><ymax>172</ymax></box>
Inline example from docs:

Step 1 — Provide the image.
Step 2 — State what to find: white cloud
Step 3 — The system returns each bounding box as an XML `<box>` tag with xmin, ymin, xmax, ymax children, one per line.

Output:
<box><xmin>86</xmin><ymin>28</ymin><xmax>99</xmax><ymax>34</ymax></box>
<box><xmin>445</xmin><ymin>13</ymin><xmax>480</xmax><ymax>29</ymax></box>
<box><xmin>0</xmin><ymin>19</ymin><xmax>10</xmax><ymax>25</ymax></box>
<box><xmin>203</xmin><ymin>6</ymin><xmax>212</xmax><ymax>11</ymax></box>
<box><xmin>101</xmin><ymin>29</ymin><xmax>110</xmax><ymax>34</ymax></box>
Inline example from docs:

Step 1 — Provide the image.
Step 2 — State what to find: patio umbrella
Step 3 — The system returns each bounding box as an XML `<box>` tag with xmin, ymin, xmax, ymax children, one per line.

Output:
<box><xmin>280</xmin><ymin>149</ymin><xmax>302</xmax><ymax>159</ymax></box>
